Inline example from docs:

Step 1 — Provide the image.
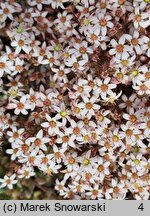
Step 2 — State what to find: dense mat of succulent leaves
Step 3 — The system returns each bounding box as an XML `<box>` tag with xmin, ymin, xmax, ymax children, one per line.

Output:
<box><xmin>0</xmin><ymin>0</ymin><xmax>150</xmax><ymax>200</ymax></box>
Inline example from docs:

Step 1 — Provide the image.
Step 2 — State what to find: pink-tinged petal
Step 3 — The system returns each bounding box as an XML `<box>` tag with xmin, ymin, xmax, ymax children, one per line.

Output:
<box><xmin>93</xmin><ymin>104</ymin><xmax>100</xmax><ymax>109</ymax></box>
<box><xmin>42</xmin><ymin>137</ymin><xmax>50</xmax><ymax>143</ymax></box>
<box><xmin>45</xmin><ymin>113</ymin><xmax>51</xmax><ymax>121</ymax></box>
<box><xmin>41</xmin><ymin>144</ymin><xmax>47</xmax><ymax>151</ymax></box>
<box><xmin>111</xmin><ymin>39</ymin><xmax>117</xmax><ymax>47</ymax></box>
<box><xmin>109</xmin><ymin>48</ymin><xmax>116</xmax><ymax>55</ymax></box>
<box><xmin>37</xmin><ymin>129</ymin><xmax>43</xmax><ymax>139</ymax></box>
<box><xmin>41</xmin><ymin>122</ymin><xmax>49</xmax><ymax>128</ymax></box>
<box><xmin>102</xmin><ymin>26</ymin><xmax>107</xmax><ymax>36</ymax></box>
<box><xmin>107</xmin><ymin>22</ymin><xmax>113</xmax><ymax>28</ymax></box>
<box><xmin>15</xmin><ymin>109</ymin><xmax>20</xmax><ymax>115</ymax></box>
<box><xmin>21</xmin><ymin>109</ymin><xmax>28</xmax><ymax>115</ymax></box>
<box><xmin>6</xmin><ymin>103</ymin><xmax>17</xmax><ymax>109</ymax></box>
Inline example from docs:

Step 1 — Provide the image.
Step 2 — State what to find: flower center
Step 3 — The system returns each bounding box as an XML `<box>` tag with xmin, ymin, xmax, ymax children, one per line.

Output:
<box><xmin>98</xmin><ymin>165</ymin><xmax>104</xmax><ymax>172</ymax></box>
<box><xmin>83</xmin><ymin>158</ymin><xmax>90</xmax><ymax>166</ymax></box>
<box><xmin>60</xmin><ymin>111</ymin><xmax>67</xmax><ymax>117</ymax></box>
<box><xmin>58</xmin><ymin>70</ymin><xmax>64</xmax><ymax>77</ymax></box>
<box><xmin>29</xmin><ymin>156</ymin><xmax>35</xmax><ymax>164</ymax></box>
<box><xmin>99</xmin><ymin>18</ymin><xmax>107</xmax><ymax>26</ymax></box>
<box><xmin>113</xmin><ymin>135</ymin><xmax>119</xmax><ymax>142</ymax></box>
<box><xmin>101</xmin><ymin>84</ymin><xmax>108</xmax><ymax>92</ymax></box>
<box><xmin>60</xmin><ymin>16</ymin><xmax>66</xmax><ymax>23</ymax></box>
<box><xmin>86</xmin><ymin>102</ymin><xmax>93</xmax><ymax>110</ymax></box>
<box><xmin>73</xmin><ymin>62</ymin><xmax>79</xmax><ymax>70</ymax></box>
<box><xmin>92</xmin><ymin>190</ymin><xmax>98</xmax><ymax>196</ymax></box>
<box><xmin>42</xmin><ymin>157</ymin><xmax>48</xmax><ymax>164</ymax></box>
<box><xmin>15</xmin><ymin>65</ymin><xmax>22</xmax><ymax>71</ymax></box>
<box><xmin>77</xmin><ymin>86</ymin><xmax>83</xmax><ymax>93</ymax></box>
<box><xmin>17</xmin><ymin>102</ymin><xmax>24</xmax><ymax>110</ymax></box>
<box><xmin>34</xmin><ymin>138</ymin><xmax>41</xmax><ymax>146</ymax></box>
<box><xmin>0</xmin><ymin>62</ymin><xmax>5</xmax><ymax>69</ymax></box>
<box><xmin>68</xmin><ymin>157</ymin><xmax>75</xmax><ymax>164</ymax></box>
<box><xmin>134</xmin><ymin>159</ymin><xmax>140</xmax><ymax>165</ymax></box>
<box><xmin>121</xmin><ymin>60</ymin><xmax>128</xmax><ymax>67</ymax></box>
<box><xmin>130</xmin><ymin>115</ymin><xmax>137</xmax><ymax>123</ymax></box>
<box><xmin>147</xmin><ymin>121</ymin><xmax>150</xmax><ymax>129</ymax></box>
<box><xmin>116</xmin><ymin>44</ymin><xmax>124</xmax><ymax>53</ymax></box>
<box><xmin>73</xmin><ymin>127</ymin><xmax>80</xmax><ymax>135</ymax></box>
<box><xmin>125</xmin><ymin>100</ymin><xmax>132</xmax><ymax>107</ymax></box>
<box><xmin>100</xmin><ymin>2</ymin><xmax>107</xmax><ymax>9</ymax></box>
<box><xmin>18</xmin><ymin>40</ymin><xmax>25</xmax><ymax>47</ymax></box>
<box><xmin>49</xmin><ymin>57</ymin><xmax>55</xmax><ymax>63</ymax></box>
<box><xmin>43</xmin><ymin>99</ymin><xmax>51</xmax><ymax>106</ymax></box>
<box><xmin>118</xmin><ymin>0</ymin><xmax>125</xmax><ymax>5</ymax></box>
<box><xmin>113</xmin><ymin>186</ymin><xmax>120</xmax><ymax>193</ymax></box>
<box><xmin>49</xmin><ymin>121</ymin><xmax>56</xmax><ymax>128</ymax></box>
<box><xmin>30</xmin><ymin>95</ymin><xmax>36</xmax><ymax>103</ymax></box>
<box><xmin>85</xmin><ymin>172</ymin><xmax>92</xmax><ymax>180</ymax></box>
<box><xmin>21</xmin><ymin>144</ymin><xmax>29</xmax><ymax>152</ymax></box>
<box><xmin>24</xmin><ymin>171</ymin><xmax>29</xmax><ymax>177</ymax></box>
<box><xmin>133</xmin><ymin>146</ymin><xmax>139</xmax><ymax>153</ymax></box>
<box><xmin>6</xmin><ymin>179</ymin><xmax>11</xmax><ymax>184</ymax></box>
<box><xmin>98</xmin><ymin>114</ymin><xmax>104</xmax><ymax>122</ymax></box>
<box><xmin>62</xmin><ymin>135</ymin><xmax>69</xmax><ymax>143</ymax></box>
<box><xmin>126</xmin><ymin>129</ymin><xmax>133</xmax><ymax>136</ymax></box>
<box><xmin>140</xmin><ymin>84</ymin><xmax>148</xmax><ymax>92</ymax></box>
<box><xmin>90</xmin><ymin>34</ymin><xmax>98</xmax><ymax>41</ymax></box>
<box><xmin>3</xmin><ymin>8</ymin><xmax>9</xmax><ymax>14</ymax></box>
<box><xmin>131</xmin><ymin>38</ymin><xmax>138</xmax><ymax>46</ymax></box>
<box><xmin>145</xmin><ymin>72</ymin><xmax>150</xmax><ymax>79</ymax></box>
<box><xmin>79</xmin><ymin>46</ymin><xmax>86</xmax><ymax>54</ymax></box>
<box><xmin>117</xmin><ymin>72</ymin><xmax>124</xmax><ymax>79</ymax></box>
<box><xmin>13</xmin><ymin>132</ymin><xmax>19</xmax><ymax>139</ymax></box>
<box><xmin>132</xmin><ymin>70</ymin><xmax>138</xmax><ymax>76</ymax></box>
<box><xmin>135</xmin><ymin>15</ymin><xmax>141</xmax><ymax>22</ymax></box>
<box><xmin>54</xmin><ymin>152</ymin><xmax>61</xmax><ymax>159</ymax></box>
<box><xmin>83</xmin><ymin>18</ymin><xmax>90</xmax><ymax>26</ymax></box>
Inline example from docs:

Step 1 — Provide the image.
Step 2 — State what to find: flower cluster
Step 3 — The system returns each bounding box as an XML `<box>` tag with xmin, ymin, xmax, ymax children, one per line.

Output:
<box><xmin>0</xmin><ymin>0</ymin><xmax>149</xmax><ymax>200</ymax></box>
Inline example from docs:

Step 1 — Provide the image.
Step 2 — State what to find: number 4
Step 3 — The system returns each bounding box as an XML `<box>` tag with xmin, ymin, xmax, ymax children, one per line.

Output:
<box><xmin>138</xmin><ymin>203</ymin><xmax>144</xmax><ymax>211</ymax></box>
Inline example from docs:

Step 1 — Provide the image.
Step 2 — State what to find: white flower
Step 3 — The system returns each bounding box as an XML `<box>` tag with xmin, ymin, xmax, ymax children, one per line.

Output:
<box><xmin>64</xmin><ymin>152</ymin><xmax>79</xmax><ymax>172</ymax></box>
<box><xmin>140</xmin><ymin>36</ymin><xmax>150</xmax><ymax>57</ymax></box>
<box><xmin>86</xmin><ymin>184</ymin><xmax>103</xmax><ymax>199</ymax></box>
<box><xmin>129</xmin><ymin>7</ymin><xmax>150</xmax><ymax>29</ymax></box>
<box><xmin>48</xmin><ymin>144</ymin><xmax>66</xmax><ymax>164</ymax></box>
<box><xmin>8</xmin><ymin>95</ymin><xmax>32</xmax><ymax>115</ymax></box>
<box><xmin>120</xmin><ymin>122</ymin><xmax>141</xmax><ymax>144</ymax></box>
<box><xmin>41</xmin><ymin>114</ymin><xmax>62</xmax><ymax>136</ymax></box>
<box><xmin>11</xmin><ymin>35</ymin><xmax>31</xmax><ymax>54</ymax></box>
<box><xmin>96</xmin><ymin>158</ymin><xmax>110</xmax><ymax>182</ymax></box>
<box><xmin>53</xmin><ymin>103</ymin><xmax>71</xmax><ymax>126</ymax></box>
<box><xmin>78</xmin><ymin>96</ymin><xmax>100</xmax><ymax>117</ymax></box>
<box><xmin>127</xmin><ymin>31</ymin><xmax>142</xmax><ymax>54</ymax></box>
<box><xmin>0</xmin><ymin>55</ymin><xmax>14</xmax><ymax>77</ymax></box>
<box><xmin>109</xmin><ymin>35</ymin><xmax>133</xmax><ymax>59</ymax></box>
<box><xmin>106</xmin><ymin>179</ymin><xmax>127</xmax><ymax>200</ymax></box>
<box><xmin>65</xmin><ymin>55</ymin><xmax>87</xmax><ymax>71</ymax></box>
<box><xmin>57</xmin><ymin>129</ymin><xmax>75</xmax><ymax>148</ymax></box>
<box><xmin>92</xmin><ymin>13</ymin><xmax>114</xmax><ymax>36</ymax></box>
<box><xmin>94</xmin><ymin>77</ymin><xmax>116</xmax><ymax>97</ymax></box>
<box><xmin>27</xmin><ymin>0</ymin><xmax>49</xmax><ymax>11</ymax></box>
<box><xmin>0</xmin><ymin>3</ymin><xmax>15</xmax><ymax>22</ymax></box>
<box><xmin>18</xmin><ymin>166</ymin><xmax>35</xmax><ymax>179</ymax></box>
<box><xmin>69</xmin><ymin>40</ymin><xmax>93</xmax><ymax>60</ymax></box>
<box><xmin>55</xmin><ymin>11</ymin><xmax>73</xmax><ymax>28</ymax></box>
<box><xmin>128</xmin><ymin>153</ymin><xmax>148</xmax><ymax>173</ymax></box>
<box><xmin>0</xmin><ymin>174</ymin><xmax>17</xmax><ymax>190</ymax></box>
<box><xmin>73</xmin><ymin>78</ymin><xmax>92</xmax><ymax>98</ymax></box>
<box><xmin>26</xmin><ymin>129</ymin><xmax>50</xmax><ymax>152</ymax></box>
<box><xmin>7</xmin><ymin>127</ymin><xmax>24</xmax><ymax>144</ymax></box>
